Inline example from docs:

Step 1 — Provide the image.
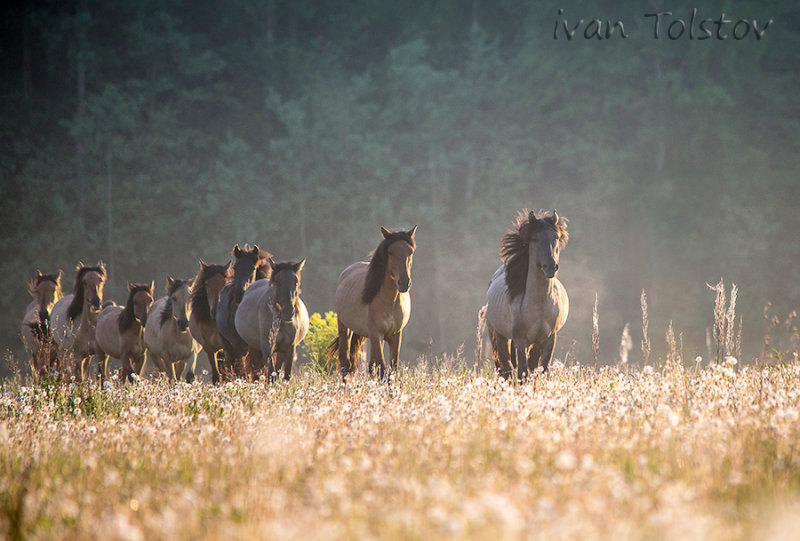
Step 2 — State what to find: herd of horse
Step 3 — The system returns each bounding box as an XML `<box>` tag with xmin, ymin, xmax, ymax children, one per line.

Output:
<box><xmin>20</xmin><ymin>210</ymin><xmax>569</xmax><ymax>384</ymax></box>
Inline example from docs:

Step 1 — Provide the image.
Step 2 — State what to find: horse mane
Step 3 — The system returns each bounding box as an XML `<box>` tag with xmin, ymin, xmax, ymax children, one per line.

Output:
<box><xmin>501</xmin><ymin>209</ymin><xmax>568</xmax><ymax>300</ymax></box>
<box><xmin>254</xmin><ymin>250</ymin><xmax>273</xmax><ymax>281</ymax></box>
<box><xmin>66</xmin><ymin>263</ymin><xmax>106</xmax><ymax>321</ymax></box>
<box><xmin>362</xmin><ymin>231</ymin><xmax>416</xmax><ymax>305</ymax></box>
<box><xmin>160</xmin><ymin>278</ymin><xmax>190</xmax><ymax>327</ymax></box>
<box><xmin>190</xmin><ymin>263</ymin><xmax>228</xmax><ymax>324</ymax></box>
<box><xmin>28</xmin><ymin>271</ymin><xmax>62</xmax><ymax>298</ymax></box>
<box><xmin>118</xmin><ymin>283</ymin><xmax>152</xmax><ymax>333</ymax></box>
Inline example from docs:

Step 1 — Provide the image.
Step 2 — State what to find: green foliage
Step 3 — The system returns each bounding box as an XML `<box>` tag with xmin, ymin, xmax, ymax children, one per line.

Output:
<box><xmin>301</xmin><ymin>312</ymin><xmax>338</xmax><ymax>374</ymax></box>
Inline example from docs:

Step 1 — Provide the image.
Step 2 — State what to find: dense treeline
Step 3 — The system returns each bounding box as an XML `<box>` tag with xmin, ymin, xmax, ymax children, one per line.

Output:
<box><xmin>2</xmin><ymin>0</ymin><xmax>799</xmax><ymax>374</ymax></box>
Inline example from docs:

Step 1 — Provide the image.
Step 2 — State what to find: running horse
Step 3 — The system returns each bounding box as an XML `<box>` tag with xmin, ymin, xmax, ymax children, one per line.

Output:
<box><xmin>235</xmin><ymin>259</ymin><xmax>308</xmax><ymax>381</ymax></box>
<box><xmin>21</xmin><ymin>270</ymin><xmax>62</xmax><ymax>376</ymax></box>
<box><xmin>50</xmin><ymin>263</ymin><xmax>106</xmax><ymax>380</ymax></box>
<box><xmin>188</xmin><ymin>260</ymin><xmax>230</xmax><ymax>384</ymax></box>
<box><xmin>329</xmin><ymin>226</ymin><xmax>417</xmax><ymax>380</ymax></box>
<box><xmin>95</xmin><ymin>281</ymin><xmax>154</xmax><ymax>382</ymax></box>
<box><xmin>216</xmin><ymin>244</ymin><xmax>269</xmax><ymax>378</ymax></box>
<box><xmin>485</xmin><ymin>209</ymin><xmax>569</xmax><ymax>379</ymax></box>
<box><xmin>144</xmin><ymin>276</ymin><xmax>198</xmax><ymax>382</ymax></box>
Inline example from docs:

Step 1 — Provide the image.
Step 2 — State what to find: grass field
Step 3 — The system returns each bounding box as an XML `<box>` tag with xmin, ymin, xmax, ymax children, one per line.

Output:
<box><xmin>1</xmin><ymin>350</ymin><xmax>800</xmax><ymax>540</ymax></box>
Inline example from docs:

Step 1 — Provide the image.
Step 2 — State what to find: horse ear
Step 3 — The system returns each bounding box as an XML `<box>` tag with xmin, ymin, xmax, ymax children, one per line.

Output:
<box><xmin>167</xmin><ymin>275</ymin><xmax>175</xmax><ymax>288</ymax></box>
<box><xmin>380</xmin><ymin>226</ymin><xmax>392</xmax><ymax>239</ymax></box>
<box><xmin>268</xmin><ymin>257</ymin><xmax>277</xmax><ymax>270</ymax></box>
<box><xmin>252</xmin><ymin>244</ymin><xmax>260</xmax><ymax>255</ymax></box>
<box><xmin>528</xmin><ymin>210</ymin><xmax>537</xmax><ymax>222</ymax></box>
<box><xmin>128</xmin><ymin>281</ymin><xmax>135</xmax><ymax>292</ymax></box>
<box><xmin>408</xmin><ymin>225</ymin><xmax>418</xmax><ymax>239</ymax></box>
<box><xmin>36</xmin><ymin>270</ymin><xmax>43</xmax><ymax>278</ymax></box>
<box><xmin>233</xmin><ymin>244</ymin><xmax>242</xmax><ymax>257</ymax></box>
<box><xmin>294</xmin><ymin>259</ymin><xmax>306</xmax><ymax>273</ymax></box>
<box><xmin>199</xmin><ymin>259</ymin><xmax>208</xmax><ymax>270</ymax></box>
<box><xmin>551</xmin><ymin>210</ymin><xmax>559</xmax><ymax>224</ymax></box>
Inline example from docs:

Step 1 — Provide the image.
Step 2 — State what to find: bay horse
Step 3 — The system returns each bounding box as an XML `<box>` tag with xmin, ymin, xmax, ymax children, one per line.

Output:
<box><xmin>21</xmin><ymin>270</ymin><xmax>62</xmax><ymax>376</ymax></box>
<box><xmin>144</xmin><ymin>276</ymin><xmax>198</xmax><ymax>382</ymax></box>
<box><xmin>216</xmin><ymin>244</ymin><xmax>269</xmax><ymax>377</ymax></box>
<box><xmin>188</xmin><ymin>260</ymin><xmax>230</xmax><ymax>384</ymax></box>
<box><xmin>485</xmin><ymin>209</ymin><xmax>569</xmax><ymax>380</ymax></box>
<box><xmin>50</xmin><ymin>263</ymin><xmax>106</xmax><ymax>381</ymax></box>
<box><xmin>235</xmin><ymin>259</ymin><xmax>309</xmax><ymax>381</ymax></box>
<box><xmin>95</xmin><ymin>281</ymin><xmax>154</xmax><ymax>382</ymax></box>
<box><xmin>329</xmin><ymin>226</ymin><xmax>417</xmax><ymax>380</ymax></box>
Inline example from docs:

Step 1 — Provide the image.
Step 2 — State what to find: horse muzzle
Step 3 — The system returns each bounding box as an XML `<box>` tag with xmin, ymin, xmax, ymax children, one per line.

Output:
<box><xmin>177</xmin><ymin>318</ymin><xmax>189</xmax><ymax>332</ymax></box>
<box><xmin>397</xmin><ymin>277</ymin><xmax>412</xmax><ymax>293</ymax></box>
<box><xmin>540</xmin><ymin>263</ymin><xmax>559</xmax><ymax>279</ymax></box>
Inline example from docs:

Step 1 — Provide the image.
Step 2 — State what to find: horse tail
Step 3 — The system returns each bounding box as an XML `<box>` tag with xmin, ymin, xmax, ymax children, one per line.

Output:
<box><xmin>323</xmin><ymin>337</ymin><xmax>339</xmax><ymax>374</ymax></box>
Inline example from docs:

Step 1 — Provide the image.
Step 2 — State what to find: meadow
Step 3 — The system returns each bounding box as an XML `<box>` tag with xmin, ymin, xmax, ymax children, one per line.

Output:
<box><xmin>2</xmin><ymin>338</ymin><xmax>800</xmax><ymax>540</ymax></box>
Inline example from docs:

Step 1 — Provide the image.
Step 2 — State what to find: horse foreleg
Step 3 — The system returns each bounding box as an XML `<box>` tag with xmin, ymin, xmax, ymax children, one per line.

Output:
<box><xmin>184</xmin><ymin>351</ymin><xmax>197</xmax><ymax>383</ymax></box>
<box><xmin>132</xmin><ymin>353</ymin><xmax>147</xmax><ymax>380</ymax></box>
<box><xmin>540</xmin><ymin>333</ymin><xmax>557</xmax><ymax>372</ymax></box>
<box><xmin>369</xmin><ymin>334</ymin><xmax>386</xmax><ymax>380</ymax></box>
<box><xmin>206</xmin><ymin>348</ymin><xmax>221</xmax><ymax>384</ymax></box>
<box><xmin>489</xmin><ymin>327</ymin><xmax>513</xmax><ymax>379</ymax></box>
<box><xmin>282</xmin><ymin>345</ymin><xmax>296</xmax><ymax>381</ymax></box>
<box><xmin>95</xmin><ymin>350</ymin><xmax>109</xmax><ymax>382</ymax></box>
<box><xmin>513</xmin><ymin>337</ymin><xmax>530</xmax><ymax>381</ymax></box>
<box><xmin>387</xmin><ymin>331</ymin><xmax>402</xmax><ymax>374</ymax></box>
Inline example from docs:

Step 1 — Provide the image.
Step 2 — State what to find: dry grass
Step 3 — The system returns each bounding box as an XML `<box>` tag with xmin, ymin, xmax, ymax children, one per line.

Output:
<box><xmin>1</xmin><ymin>354</ymin><xmax>800</xmax><ymax>541</ymax></box>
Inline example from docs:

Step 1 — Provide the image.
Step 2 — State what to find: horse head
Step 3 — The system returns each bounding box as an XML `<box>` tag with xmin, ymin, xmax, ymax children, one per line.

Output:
<box><xmin>526</xmin><ymin>210</ymin><xmax>568</xmax><ymax>279</ymax></box>
<box><xmin>381</xmin><ymin>225</ymin><xmax>417</xmax><ymax>293</ymax></box>
<box><xmin>30</xmin><ymin>270</ymin><xmax>61</xmax><ymax>325</ymax></box>
<box><xmin>269</xmin><ymin>259</ymin><xmax>305</xmax><ymax>322</ymax></box>
<box><xmin>167</xmin><ymin>276</ymin><xmax>193</xmax><ymax>331</ymax></box>
<box><xmin>199</xmin><ymin>260</ymin><xmax>230</xmax><ymax>320</ymax></box>
<box><xmin>230</xmin><ymin>244</ymin><xmax>262</xmax><ymax>303</ymax></box>
<box><xmin>128</xmin><ymin>281</ymin><xmax>154</xmax><ymax>327</ymax></box>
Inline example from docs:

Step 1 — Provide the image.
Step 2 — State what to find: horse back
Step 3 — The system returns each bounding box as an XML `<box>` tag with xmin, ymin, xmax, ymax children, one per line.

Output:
<box><xmin>334</xmin><ymin>262</ymin><xmax>371</xmax><ymax>336</ymax></box>
<box><xmin>235</xmin><ymin>279</ymin><xmax>270</xmax><ymax>351</ymax></box>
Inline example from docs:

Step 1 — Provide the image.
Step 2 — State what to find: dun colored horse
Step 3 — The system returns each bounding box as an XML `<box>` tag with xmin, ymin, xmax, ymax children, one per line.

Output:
<box><xmin>485</xmin><ymin>209</ymin><xmax>569</xmax><ymax>379</ymax></box>
<box><xmin>95</xmin><ymin>282</ymin><xmax>154</xmax><ymax>382</ymax></box>
<box><xmin>329</xmin><ymin>226</ymin><xmax>417</xmax><ymax>379</ymax></box>
<box><xmin>50</xmin><ymin>263</ymin><xmax>106</xmax><ymax>380</ymax></box>
<box><xmin>21</xmin><ymin>270</ymin><xmax>62</xmax><ymax>376</ymax></box>
<box><xmin>144</xmin><ymin>277</ymin><xmax>197</xmax><ymax>382</ymax></box>
<box><xmin>235</xmin><ymin>259</ymin><xmax>308</xmax><ymax>381</ymax></box>
<box><xmin>189</xmin><ymin>260</ymin><xmax>230</xmax><ymax>384</ymax></box>
<box><xmin>216</xmin><ymin>244</ymin><xmax>269</xmax><ymax>377</ymax></box>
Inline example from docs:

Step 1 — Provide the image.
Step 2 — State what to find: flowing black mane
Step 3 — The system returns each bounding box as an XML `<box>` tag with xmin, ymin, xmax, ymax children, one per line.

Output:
<box><xmin>362</xmin><ymin>232</ymin><xmax>416</xmax><ymax>305</ymax></box>
<box><xmin>501</xmin><ymin>209</ymin><xmax>568</xmax><ymax>300</ymax></box>
<box><xmin>119</xmin><ymin>283</ymin><xmax>152</xmax><ymax>333</ymax></box>
<box><xmin>66</xmin><ymin>264</ymin><xmax>105</xmax><ymax>321</ymax></box>
<box><xmin>160</xmin><ymin>278</ymin><xmax>190</xmax><ymax>327</ymax></box>
<box><xmin>190</xmin><ymin>263</ymin><xmax>228</xmax><ymax>324</ymax></box>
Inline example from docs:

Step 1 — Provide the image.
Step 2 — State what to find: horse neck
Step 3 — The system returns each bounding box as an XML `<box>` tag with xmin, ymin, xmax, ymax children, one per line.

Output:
<box><xmin>525</xmin><ymin>255</ymin><xmax>555</xmax><ymax>302</ymax></box>
<box><xmin>378</xmin><ymin>267</ymin><xmax>400</xmax><ymax>304</ymax></box>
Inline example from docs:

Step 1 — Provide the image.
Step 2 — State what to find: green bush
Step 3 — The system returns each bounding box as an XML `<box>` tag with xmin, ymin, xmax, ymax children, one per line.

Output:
<box><xmin>302</xmin><ymin>312</ymin><xmax>338</xmax><ymax>374</ymax></box>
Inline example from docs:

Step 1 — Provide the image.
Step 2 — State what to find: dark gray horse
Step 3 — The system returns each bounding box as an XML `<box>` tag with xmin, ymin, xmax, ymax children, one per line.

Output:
<box><xmin>215</xmin><ymin>244</ymin><xmax>268</xmax><ymax>378</ymax></box>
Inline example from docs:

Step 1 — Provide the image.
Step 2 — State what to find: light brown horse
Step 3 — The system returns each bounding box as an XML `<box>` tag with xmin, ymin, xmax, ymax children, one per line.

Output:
<box><xmin>144</xmin><ymin>276</ymin><xmax>198</xmax><ymax>382</ymax></box>
<box><xmin>329</xmin><ymin>226</ymin><xmax>417</xmax><ymax>379</ymax></box>
<box><xmin>50</xmin><ymin>263</ymin><xmax>106</xmax><ymax>380</ymax></box>
<box><xmin>235</xmin><ymin>259</ymin><xmax>308</xmax><ymax>381</ymax></box>
<box><xmin>189</xmin><ymin>260</ymin><xmax>230</xmax><ymax>384</ymax></box>
<box><xmin>21</xmin><ymin>270</ymin><xmax>62</xmax><ymax>376</ymax></box>
<box><xmin>95</xmin><ymin>282</ymin><xmax>154</xmax><ymax>382</ymax></box>
<box><xmin>485</xmin><ymin>210</ymin><xmax>569</xmax><ymax>379</ymax></box>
